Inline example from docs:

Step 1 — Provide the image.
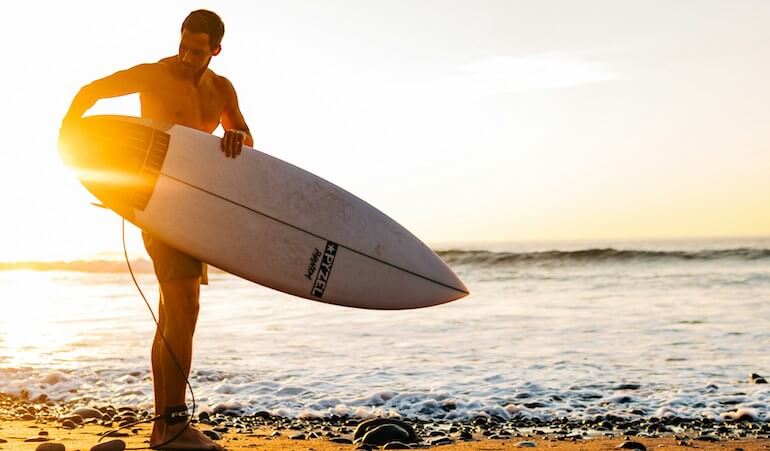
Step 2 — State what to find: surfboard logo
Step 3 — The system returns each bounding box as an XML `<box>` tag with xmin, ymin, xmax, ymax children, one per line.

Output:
<box><xmin>304</xmin><ymin>248</ymin><xmax>322</xmax><ymax>280</ymax></box>
<box><xmin>311</xmin><ymin>241</ymin><xmax>338</xmax><ymax>298</ymax></box>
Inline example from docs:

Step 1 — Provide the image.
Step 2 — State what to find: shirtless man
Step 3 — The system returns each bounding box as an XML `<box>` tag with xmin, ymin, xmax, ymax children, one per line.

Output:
<box><xmin>61</xmin><ymin>10</ymin><xmax>251</xmax><ymax>450</ymax></box>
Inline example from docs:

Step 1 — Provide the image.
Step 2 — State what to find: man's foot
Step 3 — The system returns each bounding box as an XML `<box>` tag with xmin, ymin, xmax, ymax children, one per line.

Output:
<box><xmin>150</xmin><ymin>422</ymin><xmax>224</xmax><ymax>451</ymax></box>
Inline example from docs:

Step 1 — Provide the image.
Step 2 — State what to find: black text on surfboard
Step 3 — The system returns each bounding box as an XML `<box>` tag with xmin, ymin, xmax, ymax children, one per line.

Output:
<box><xmin>304</xmin><ymin>248</ymin><xmax>322</xmax><ymax>280</ymax></box>
<box><xmin>311</xmin><ymin>241</ymin><xmax>338</xmax><ymax>298</ymax></box>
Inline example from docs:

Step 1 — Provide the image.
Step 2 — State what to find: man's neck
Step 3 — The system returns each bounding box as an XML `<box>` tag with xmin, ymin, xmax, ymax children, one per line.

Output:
<box><xmin>175</xmin><ymin>60</ymin><xmax>209</xmax><ymax>86</ymax></box>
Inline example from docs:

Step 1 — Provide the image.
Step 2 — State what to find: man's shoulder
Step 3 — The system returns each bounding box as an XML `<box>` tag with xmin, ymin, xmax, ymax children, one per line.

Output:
<box><xmin>128</xmin><ymin>59</ymin><xmax>173</xmax><ymax>79</ymax></box>
<box><xmin>209</xmin><ymin>70</ymin><xmax>232</xmax><ymax>87</ymax></box>
<box><xmin>210</xmin><ymin>72</ymin><xmax>236</xmax><ymax>97</ymax></box>
<box><xmin>157</xmin><ymin>56</ymin><xmax>176</xmax><ymax>66</ymax></box>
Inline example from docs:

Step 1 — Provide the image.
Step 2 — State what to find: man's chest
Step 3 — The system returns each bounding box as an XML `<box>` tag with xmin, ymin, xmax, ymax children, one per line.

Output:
<box><xmin>141</xmin><ymin>82</ymin><xmax>226</xmax><ymax>131</ymax></box>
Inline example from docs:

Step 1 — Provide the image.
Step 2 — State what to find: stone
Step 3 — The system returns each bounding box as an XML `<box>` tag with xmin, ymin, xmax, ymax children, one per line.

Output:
<box><xmin>617</xmin><ymin>441</ymin><xmax>647</xmax><ymax>451</ymax></box>
<box><xmin>202</xmin><ymin>430</ymin><xmax>221</xmax><ymax>441</ymax></box>
<box><xmin>25</xmin><ymin>436</ymin><xmax>51</xmax><ymax>443</ymax></box>
<box><xmin>89</xmin><ymin>439</ymin><xmax>126</xmax><ymax>451</ymax></box>
<box><xmin>35</xmin><ymin>443</ymin><xmax>65</xmax><ymax>451</ymax></box>
<box><xmin>59</xmin><ymin>415</ymin><xmax>83</xmax><ymax>425</ymax></box>
<box><xmin>329</xmin><ymin>437</ymin><xmax>353</xmax><ymax>444</ymax></box>
<box><xmin>516</xmin><ymin>441</ymin><xmax>538</xmax><ymax>447</ymax></box>
<box><xmin>383</xmin><ymin>442</ymin><xmax>411</xmax><ymax>450</ymax></box>
<box><xmin>71</xmin><ymin>407</ymin><xmax>104</xmax><ymax>420</ymax></box>
<box><xmin>431</xmin><ymin>437</ymin><xmax>454</xmax><ymax>446</ymax></box>
<box><xmin>354</xmin><ymin>419</ymin><xmax>419</xmax><ymax>444</ymax></box>
<box><xmin>362</xmin><ymin>424</ymin><xmax>411</xmax><ymax>446</ymax></box>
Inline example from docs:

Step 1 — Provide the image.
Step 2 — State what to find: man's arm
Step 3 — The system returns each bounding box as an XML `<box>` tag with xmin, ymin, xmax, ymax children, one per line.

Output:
<box><xmin>63</xmin><ymin>63</ymin><xmax>162</xmax><ymax>122</ymax></box>
<box><xmin>220</xmin><ymin>77</ymin><xmax>253</xmax><ymax>158</ymax></box>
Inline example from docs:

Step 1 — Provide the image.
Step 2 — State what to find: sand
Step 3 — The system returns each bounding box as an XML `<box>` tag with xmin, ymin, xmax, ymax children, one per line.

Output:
<box><xmin>0</xmin><ymin>420</ymin><xmax>768</xmax><ymax>451</ymax></box>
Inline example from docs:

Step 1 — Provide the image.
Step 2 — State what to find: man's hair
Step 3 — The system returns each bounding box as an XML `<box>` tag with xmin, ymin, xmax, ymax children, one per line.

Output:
<box><xmin>181</xmin><ymin>9</ymin><xmax>225</xmax><ymax>50</ymax></box>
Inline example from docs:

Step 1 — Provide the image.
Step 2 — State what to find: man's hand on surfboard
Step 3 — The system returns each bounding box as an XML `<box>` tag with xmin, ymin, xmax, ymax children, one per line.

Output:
<box><xmin>221</xmin><ymin>129</ymin><xmax>247</xmax><ymax>158</ymax></box>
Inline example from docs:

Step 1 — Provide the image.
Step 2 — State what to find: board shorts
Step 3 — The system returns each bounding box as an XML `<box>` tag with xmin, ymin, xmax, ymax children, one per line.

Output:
<box><xmin>142</xmin><ymin>232</ymin><xmax>208</xmax><ymax>285</ymax></box>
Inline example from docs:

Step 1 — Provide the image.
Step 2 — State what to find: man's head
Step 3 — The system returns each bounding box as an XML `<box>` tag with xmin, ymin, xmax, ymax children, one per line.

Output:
<box><xmin>178</xmin><ymin>9</ymin><xmax>225</xmax><ymax>73</ymax></box>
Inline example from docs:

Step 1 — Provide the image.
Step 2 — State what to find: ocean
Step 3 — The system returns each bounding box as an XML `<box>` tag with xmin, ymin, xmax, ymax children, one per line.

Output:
<box><xmin>1</xmin><ymin>237</ymin><xmax>768</xmax><ymax>424</ymax></box>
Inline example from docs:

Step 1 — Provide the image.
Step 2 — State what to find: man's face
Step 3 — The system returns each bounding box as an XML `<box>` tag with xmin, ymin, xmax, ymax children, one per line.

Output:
<box><xmin>178</xmin><ymin>30</ymin><xmax>218</xmax><ymax>73</ymax></box>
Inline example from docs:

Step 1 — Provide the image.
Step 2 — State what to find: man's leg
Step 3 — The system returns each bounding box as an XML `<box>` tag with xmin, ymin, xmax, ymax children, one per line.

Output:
<box><xmin>151</xmin><ymin>289</ymin><xmax>167</xmax><ymax>415</ymax></box>
<box><xmin>149</xmin><ymin>277</ymin><xmax>222</xmax><ymax>450</ymax></box>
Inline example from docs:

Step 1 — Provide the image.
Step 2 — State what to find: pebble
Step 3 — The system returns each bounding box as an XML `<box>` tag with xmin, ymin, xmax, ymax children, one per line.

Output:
<box><xmin>0</xmin><ymin>438</ymin><xmax>7</xmax><ymax>443</ymax></box>
<box><xmin>749</xmin><ymin>373</ymin><xmax>767</xmax><ymax>384</ymax></box>
<box><xmin>430</xmin><ymin>437</ymin><xmax>454</xmax><ymax>446</ymax></box>
<box><xmin>35</xmin><ymin>443</ymin><xmax>65</xmax><ymax>451</ymax></box>
<box><xmin>290</xmin><ymin>433</ymin><xmax>306</xmax><ymax>440</ymax></box>
<box><xmin>382</xmin><ymin>441</ymin><xmax>411</xmax><ymax>450</ymax></box>
<box><xmin>362</xmin><ymin>424</ymin><xmax>411</xmax><ymax>446</ymax></box>
<box><xmin>202</xmin><ymin>430</ymin><xmax>221</xmax><ymax>441</ymax></box>
<box><xmin>59</xmin><ymin>415</ymin><xmax>83</xmax><ymax>425</ymax></box>
<box><xmin>516</xmin><ymin>441</ymin><xmax>538</xmax><ymax>447</ymax></box>
<box><xmin>90</xmin><ymin>440</ymin><xmax>126</xmax><ymax>451</ymax></box>
<box><xmin>617</xmin><ymin>441</ymin><xmax>647</xmax><ymax>451</ymax></box>
<box><xmin>330</xmin><ymin>437</ymin><xmax>353</xmax><ymax>444</ymax></box>
<box><xmin>722</xmin><ymin>408</ymin><xmax>758</xmax><ymax>422</ymax></box>
<box><xmin>71</xmin><ymin>407</ymin><xmax>103</xmax><ymax>420</ymax></box>
<box><xmin>25</xmin><ymin>436</ymin><xmax>51</xmax><ymax>442</ymax></box>
<box><xmin>354</xmin><ymin>418</ymin><xmax>419</xmax><ymax>444</ymax></box>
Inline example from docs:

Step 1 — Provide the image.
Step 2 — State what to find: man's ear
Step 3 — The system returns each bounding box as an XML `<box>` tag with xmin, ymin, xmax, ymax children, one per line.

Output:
<box><xmin>212</xmin><ymin>45</ymin><xmax>222</xmax><ymax>56</ymax></box>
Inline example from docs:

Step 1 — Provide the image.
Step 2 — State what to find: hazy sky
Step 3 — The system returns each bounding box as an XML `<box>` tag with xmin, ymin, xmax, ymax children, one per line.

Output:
<box><xmin>1</xmin><ymin>1</ymin><xmax>769</xmax><ymax>261</ymax></box>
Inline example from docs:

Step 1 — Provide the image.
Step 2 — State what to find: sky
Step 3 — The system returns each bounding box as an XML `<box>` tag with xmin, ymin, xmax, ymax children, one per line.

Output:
<box><xmin>1</xmin><ymin>1</ymin><xmax>769</xmax><ymax>261</ymax></box>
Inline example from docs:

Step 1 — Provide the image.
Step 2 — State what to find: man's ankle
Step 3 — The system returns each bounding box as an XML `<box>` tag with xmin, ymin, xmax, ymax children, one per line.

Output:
<box><xmin>162</xmin><ymin>404</ymin><xmax>190</xmax><ymax>425</ymax></box>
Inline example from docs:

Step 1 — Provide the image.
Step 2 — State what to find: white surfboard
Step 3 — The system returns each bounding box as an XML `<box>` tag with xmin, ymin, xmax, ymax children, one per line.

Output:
<box><xmin>60</xmin><ymin>115</ymin><xmax>468</xmax><ymax>309</ymax></box>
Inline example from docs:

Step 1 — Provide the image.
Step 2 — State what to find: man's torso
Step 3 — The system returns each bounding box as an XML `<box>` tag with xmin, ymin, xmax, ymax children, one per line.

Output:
<box><xmin>138</xmin><ymin>56</ymin><xmax>228</xmax><ymax>133</ymax></box>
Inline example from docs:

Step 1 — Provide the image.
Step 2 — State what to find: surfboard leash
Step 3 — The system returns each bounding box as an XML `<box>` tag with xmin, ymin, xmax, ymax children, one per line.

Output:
<box><xmin>95</xmin><ymin>219</ymin><xmax>198</xmax><ymax>450</ymax></box>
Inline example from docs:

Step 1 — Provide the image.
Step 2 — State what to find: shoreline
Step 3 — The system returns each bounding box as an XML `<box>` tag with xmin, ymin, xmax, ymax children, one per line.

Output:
<box><xmin>1</xmin><ymin>395</ymin><xmax>769</xmax><ymax>451</ymax></box>
<box><xmin>0</xmin><ymin>420</ymin><xmax>768</xmax><ymax>451</ymax></box>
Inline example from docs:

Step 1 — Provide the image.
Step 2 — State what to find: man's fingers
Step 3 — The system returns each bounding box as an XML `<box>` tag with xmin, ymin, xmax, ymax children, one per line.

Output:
<box><xmin>224</xmin><ymin>132</ymin><xmax>234</xmax><ymax>157</ymax></box>
<box><xmin>222</xmin><ymin>131</ymin><xmax>246</xmax><ymax>158</ymax></box>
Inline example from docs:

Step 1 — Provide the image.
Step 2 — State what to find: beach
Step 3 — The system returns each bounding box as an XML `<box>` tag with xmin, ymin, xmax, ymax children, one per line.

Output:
<box><xmin>0</xmin><ymin>392</ymin><xmax>769</xmax><ymax>450</ymax></box>
<box><xmin>1</xmin><ymin>238</ymin><xmax>769</xmax><ymax>448</ymax></box>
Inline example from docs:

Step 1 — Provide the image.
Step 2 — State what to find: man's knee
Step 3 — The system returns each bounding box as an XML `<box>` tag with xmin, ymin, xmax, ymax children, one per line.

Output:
<box><xmin>159</xmin><ymin>277</ymin><xmax>201</xmax><ymax>314</ymax></box>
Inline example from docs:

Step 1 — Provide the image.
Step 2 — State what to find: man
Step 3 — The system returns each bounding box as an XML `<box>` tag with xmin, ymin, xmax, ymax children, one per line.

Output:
<box><xmin>62</xmin><ymin>10</ymin><xmax>251</xmax><ymax>451</ymax></box>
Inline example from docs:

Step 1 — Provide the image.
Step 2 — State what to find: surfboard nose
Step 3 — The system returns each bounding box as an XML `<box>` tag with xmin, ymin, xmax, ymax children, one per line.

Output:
<box><xmin>432</xmin><ymin>250</ymin><xmax>470</xmax><ymax>301</ymax></box>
